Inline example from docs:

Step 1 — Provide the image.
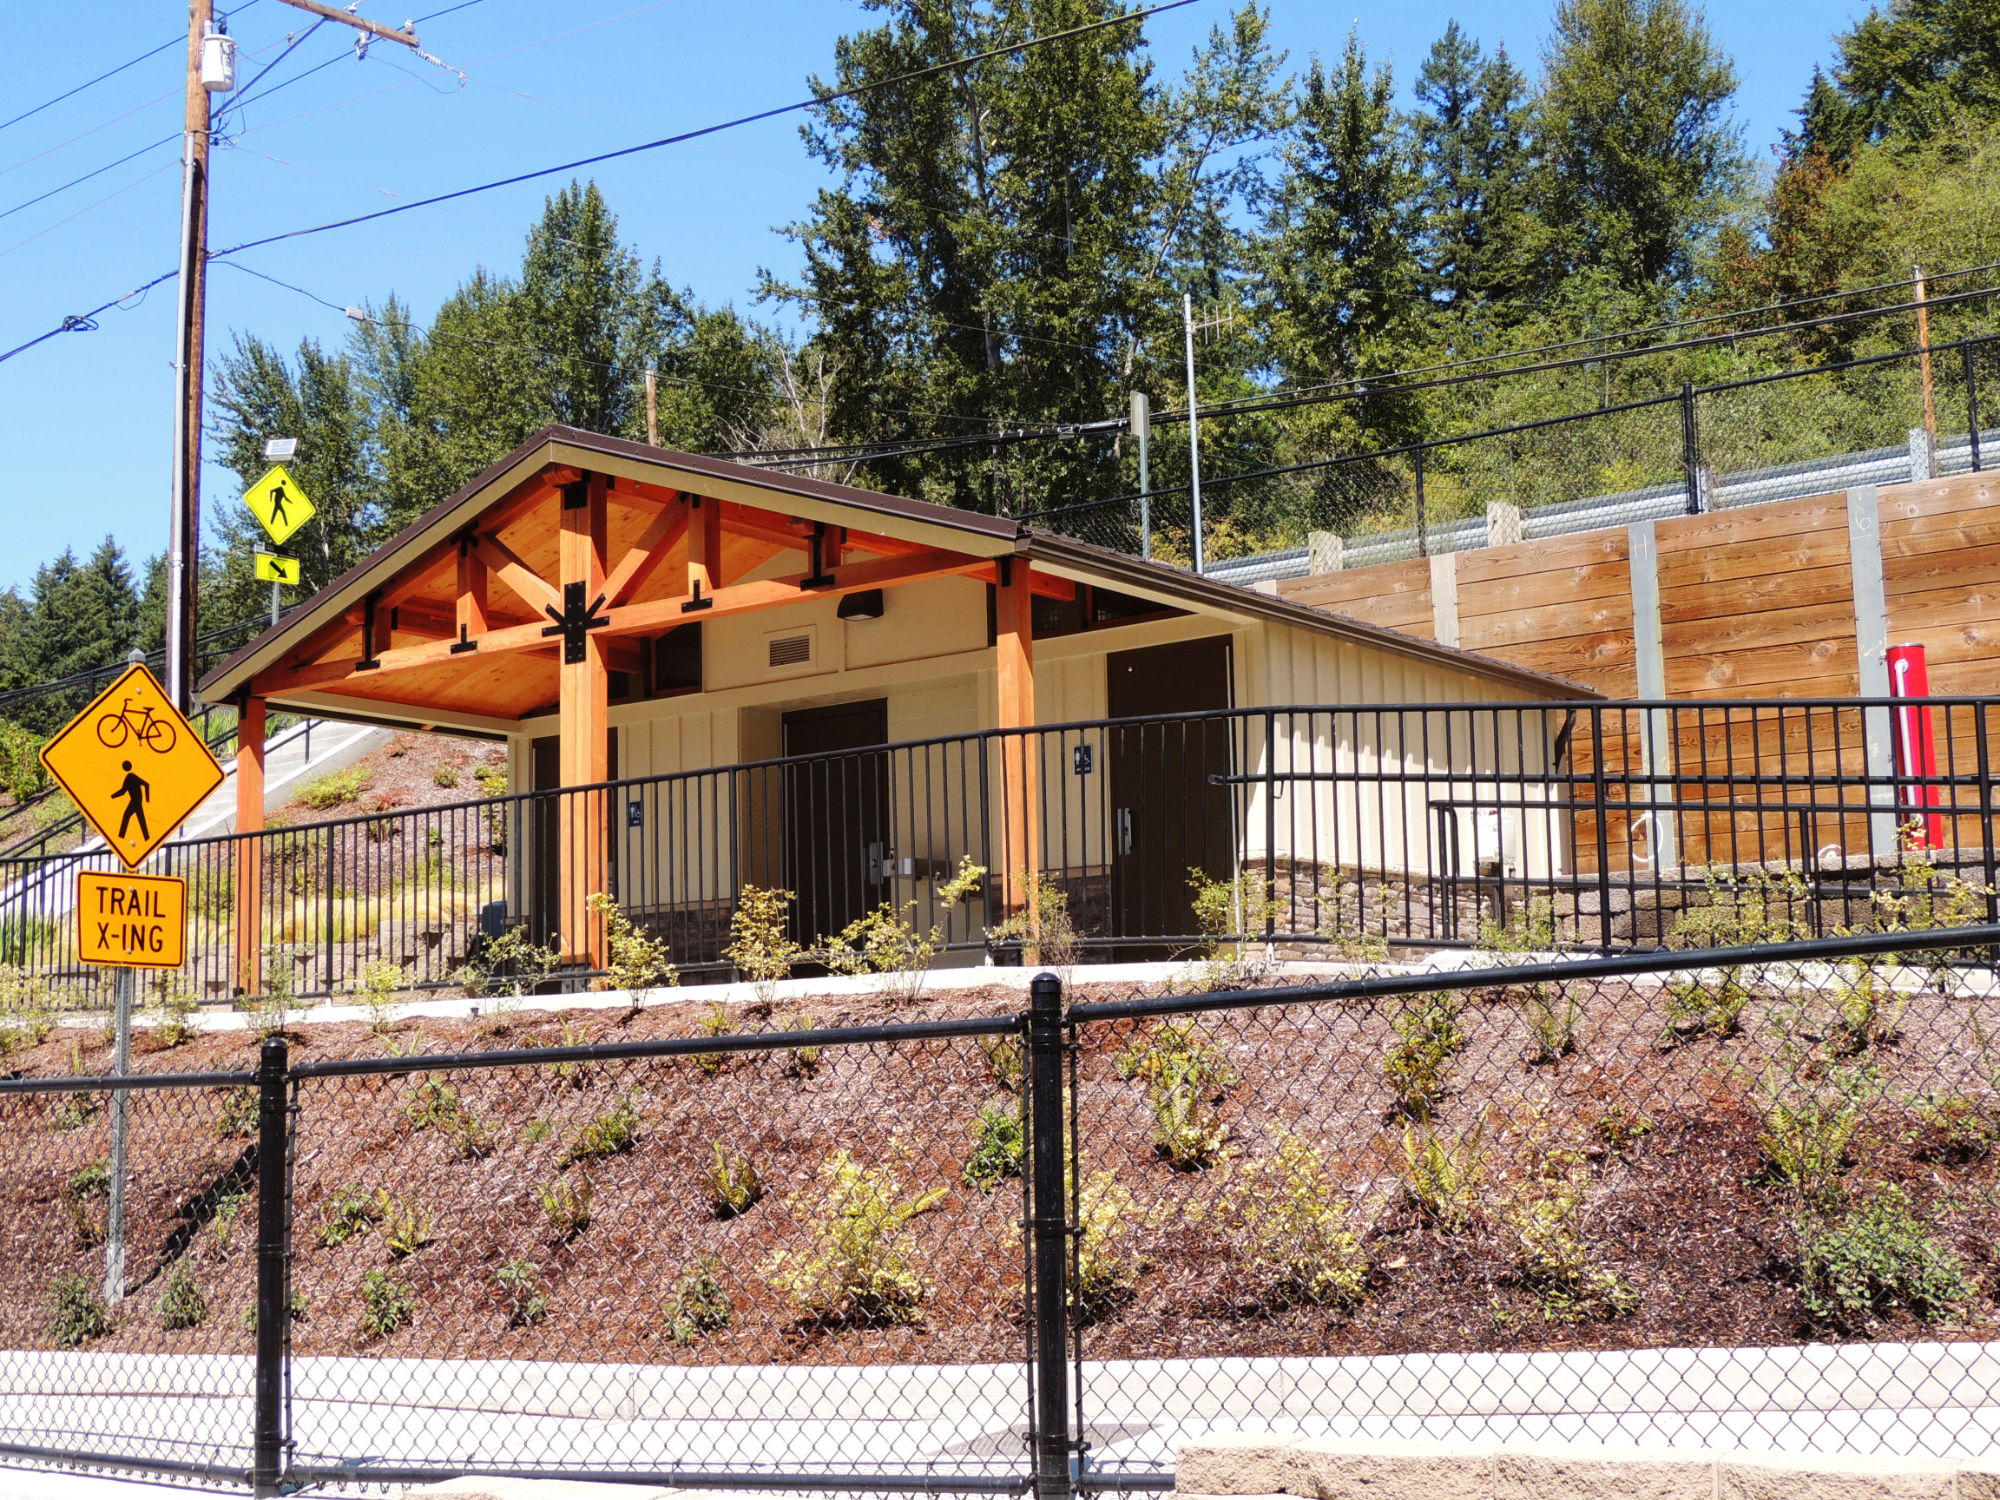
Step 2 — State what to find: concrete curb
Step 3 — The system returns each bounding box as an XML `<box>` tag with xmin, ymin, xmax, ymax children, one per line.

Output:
<box><xmin>1178</xmin><ymin>1433</ymin><xmax>2000</xmax><ymax>1499</ymax></box>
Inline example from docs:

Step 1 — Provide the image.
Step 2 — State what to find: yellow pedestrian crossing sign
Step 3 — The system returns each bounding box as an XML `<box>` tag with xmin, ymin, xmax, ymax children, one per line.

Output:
<box><xmin>39</xmin><ymin>664</ymin><xmax>224</xmax><ymax>869</ymax></box>
<box><xmin>254</xmin><ymin>552</ymin><xmax>301</xmax><ymax>585</ymax></box>
<box><xmin>243</xmin><ymin>464</ymin><xmax>315</xmax><ymax>546</ymax></box>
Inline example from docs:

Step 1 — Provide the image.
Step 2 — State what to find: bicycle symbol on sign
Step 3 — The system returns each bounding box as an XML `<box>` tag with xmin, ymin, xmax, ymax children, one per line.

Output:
<box><xmin>95</xmin><ymin>696</ymin><xmax>178</xmax><ymax>755</ymax></box>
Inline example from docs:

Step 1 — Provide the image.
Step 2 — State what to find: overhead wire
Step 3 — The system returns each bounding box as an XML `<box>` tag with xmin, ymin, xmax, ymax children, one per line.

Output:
<box><xmin>0</xmin><ymin>33</ymin><xmax>184</xmax><ymax>137</ymax></box>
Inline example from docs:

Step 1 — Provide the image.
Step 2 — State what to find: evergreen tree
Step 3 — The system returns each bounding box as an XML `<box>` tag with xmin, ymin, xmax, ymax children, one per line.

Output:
<box><xmin>1793</xmin><ymin>0</ymin><xmax>2000</xmax><ymax>158</ymax></box>
<box><xmin>4</xmin><ymin>540</ymin><xmax>141</xmax><ymax>733</ymax></box>
<box><xmin>1534</xmin><ymin>0</ymin><xmax>1746</xmax><ymax>297</ymax></box>
<box><xmin>1409</xmin><ymin>24</ymin><xmax>1535</xmax><ymax>315</ymax></box>
<box><xmin>1257</xmin><ymin>36</ymin><xmax>1417</xmax><ymax>391</ymax></box>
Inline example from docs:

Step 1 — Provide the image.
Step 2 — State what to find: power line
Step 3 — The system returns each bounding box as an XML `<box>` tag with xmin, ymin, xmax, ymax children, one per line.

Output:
<box><xmin>0</xmin><ymin>34</ymin><xmax>184</xmax><ymax>137</ymax></box>
<box><xmin>0</xmin><ymin>269</ymin><xmax>179</xmax><ymax>366</ymax></box>
<box><xmin>208</xmin><ymin>0</ymin><xmax>1201</xmax><ymax>260</ymax></box>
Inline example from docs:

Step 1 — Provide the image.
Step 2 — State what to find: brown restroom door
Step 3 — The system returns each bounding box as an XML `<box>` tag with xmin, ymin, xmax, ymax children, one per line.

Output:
<box><xmin>528</xmin><ymin>731</ymin><xmax>618</xmax><ymax>948</ymax></box>
<box><xmin>782</xmin><ymin>700</ymin><xmax>890</xmax><ymax>946</ymax></box>
<box><xmin>1106</xmin><ymin>637</ymin><xmax>1233</xmax><ymax>952</ymax></box>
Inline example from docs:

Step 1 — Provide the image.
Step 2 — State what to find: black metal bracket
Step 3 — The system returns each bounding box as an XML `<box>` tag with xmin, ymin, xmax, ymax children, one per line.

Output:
<box><xmin>561</xmin><ymin>480</ymin><xmax>590</xmax><ymax>510</ymax></box>
<box><xmin>355</xmin><ymin>591</ymin><xmax>382</xmax><ymax>671</ymax></box>
<box><xmin>449</xmin><ymin>624</ymin><xmax>479</xmax><ymax>655</ymax></box>
<box><xmin>682</xmin><ymin>579</ymin><xmax>713</xmax><ymax>613</ymax></box>
<box><xmin>800</xmin><ymin>521</ymin><xmax>837</xmax><ymax>589</ymax></box>
<box><xmin>541</xmin><ymin>582</ymin><xmax>611</xmax><ymax>664</ymax></box>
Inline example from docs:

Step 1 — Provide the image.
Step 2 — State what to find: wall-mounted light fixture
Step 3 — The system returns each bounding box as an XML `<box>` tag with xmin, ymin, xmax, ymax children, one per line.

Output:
<box><xmin>836</xmin><ymin>589</ymin><xmax>885</xmax><ymax>622</ymax></box>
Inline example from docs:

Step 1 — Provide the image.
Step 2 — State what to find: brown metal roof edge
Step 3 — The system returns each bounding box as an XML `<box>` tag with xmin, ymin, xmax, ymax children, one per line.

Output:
<box><xmin>200</xmin><ymin>425</ymin><xmax>1026</xmax><ymax>703</ymax></box>
<box><xmin>1017</xmin><ymin>531</ymin><xmax>1603</xmax><ymax>701</ymax></box>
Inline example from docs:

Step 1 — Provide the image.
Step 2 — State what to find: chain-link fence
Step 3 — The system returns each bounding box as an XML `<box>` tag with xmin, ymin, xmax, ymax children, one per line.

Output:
<box><xmin>7</xmin><ymin>924</ymin><xmax>2000</xmax><ymax>1493</ymax></box>
<box><xmin>1024</xmin><ymin>332</ymin><xmax>2000</xmax><ymax>576</ymax></box>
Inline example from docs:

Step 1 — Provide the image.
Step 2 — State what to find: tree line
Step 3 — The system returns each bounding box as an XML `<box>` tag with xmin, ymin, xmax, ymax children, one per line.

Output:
<box><xmin>5</xmin><ymin>0</ymin><xmax>2000</xmax><ymax>714</ymax></box>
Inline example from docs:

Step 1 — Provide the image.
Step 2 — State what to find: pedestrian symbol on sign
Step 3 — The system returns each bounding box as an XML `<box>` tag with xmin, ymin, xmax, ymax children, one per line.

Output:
<box><xmin>113</xmin><ymin>761</ymin><xmax>150</xmax><ymax>841</ymax></box>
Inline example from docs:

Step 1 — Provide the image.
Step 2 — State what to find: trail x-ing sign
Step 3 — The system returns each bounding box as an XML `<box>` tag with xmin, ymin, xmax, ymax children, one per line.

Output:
<box><xmin>39</xmin><ymin>663</ymin><xmax>223</xmax><ymax>868</ymax></box>
<box><xmin>242</xmin><ymin>463</ymin><xmax>316</xmax><ymax>546</ymax></box>
<box><xmin>77</xmin><ymin>870</ymin><xmax>186</xmax><ymax>969</ymax></box>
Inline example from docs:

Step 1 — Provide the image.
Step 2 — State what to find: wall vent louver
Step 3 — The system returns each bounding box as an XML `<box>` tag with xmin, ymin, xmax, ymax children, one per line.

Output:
<box><xmin>768</xmin><ymin>633</ymin><xmax>813</xmax><ymax>669</ymax></box>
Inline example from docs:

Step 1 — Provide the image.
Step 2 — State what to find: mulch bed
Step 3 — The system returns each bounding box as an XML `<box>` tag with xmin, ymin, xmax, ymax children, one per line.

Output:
<box><xmin>4</xmin><ymin>972</ymin><xmax>2000</xmax><ymax>1371</ymax></box>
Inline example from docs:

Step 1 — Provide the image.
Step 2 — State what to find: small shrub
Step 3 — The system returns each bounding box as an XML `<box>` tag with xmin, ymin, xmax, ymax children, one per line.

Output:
<box><xmin>562</xmin><ymin>1096</ymin><xmax>640</xmax><ymax>1166</ymax></box>
<box><xmin>67</xmin><ymin>1160</ymin><xmax>109</xmax><ymax>1200</ymax></box>
<box><xmin>1117</xmin><ymin>1020</ymin><xmax>1238</xmax><ymax>1089</ymax></box>
<box><xmin>985</xmin><ymin>872</ymin><xmax>1080</xmax><ymax>969</ymax></box>
<box><xmin>1501</xmin><ymin>1149</ymin><xmax>1636</xmax><ymax>1324</ymax></box>
<box><xmin>216</xmin><ymin>1086</ymin><xmax>258</xmax><ymax>1140</ymax></box>
<box><xmin>359</xmin><ymin>1268</ymin><xmax>414</xmax><ymax>1338</ymax></box>
<box><xmin>1663</xmin><ymin>972</ymin><xmax>1754</xmax><ymax>1040</ymax></box>
<box><xmin>665</xmin><ymin>1255</ymin><xmax>733</xmax><ymax>1344</ymax></box>
<box><xmin>763</xmin><ymin>1150</ymin><xmax>945</xmax><ymax>1324</ymax></box>
<box><xmin>692</xmin><ymin>1002</ymin><xmax>732</xmax><ymax>1077</ymax></box>
<box><xmin>459</xmin><ymin>925</ymin><xmax>563</xmax><ymax>1006</ymax></box>
<box><xmin>725</xmin><ymin>886</ymin><xmax>805</xmax><ymax>1001</ymax></box>
<box><xmin>300</xmin><ymin>765</ymin><xmax>370</xmax><ymax>810</ymax></box>
<box><xmin>63</xmin><ymin>1161</ymin><xmax>107</xmax><ymax>1248</ymax></box>
<box><xmin>783</xmin><ymin>1012</ymin><xmax>823</xmax><ymax>1077</ymax></box>
<box><xmin>963</xmin><ymin>1102</ymin><xmax>1025</xmax><ymax>1191</ymax></box>
<box><xmin>315</xmin><ymin>1185</ymin><xmax>382</xmax><ymax>1248</ymax></box>
<box><xmin>1592</xmin><ymin>1102</ymin><xmax>1654</xmax><ymax>1152</ymax></box>
<box><xmin>473</xmin><ymin>763</ymin><xmax>509</xmax><ymax>798</ymax></box>
<box><xmin>980</xmin><ymin>1033</ymin><xmax>1024</xmax><ymax>1092</ymax></box>
<box><xmin>158</xmin><ymin>990</ymin><xmax>198</xmax><ymax>1048</ymax></box>
<box><xmin>1186</xmin><ymin>868</ymin><xmax>1281</xmax><ymax>978</ymax></box>
<box><xmin>521</xmin><ymin>1118</ymin><xmax>554</xmax><ymax>1145</ymax></box>
<box><xmin>1907</xmin><ymin>1089</ymin><xmax>1991</xmax><ymax>1162</ymax></box>
<box><xmin>587</xmin><ymin>891</ymin><xmax>677</xmax><ymax>998</ymax></box>
<box><xmin>1071</xmin><ymin>1170</ymin><xmax>1148</xmax><ymax>1313</ymax></box>
<box><xmin>706</xmin><ymin>1141</ymin><xmax>762</xmax><ymax>1218</ymax></box>
<box><xmin>540</xmin><ymin>1174</ymin><xmax>595</xmax><ymax>1238</ymax></box>
<box><xmin>209</xmin><ymin>1187</ymin><xmax>251</xmax><ymax>1253</ymax></box>
<box><xmin>433</xmin><ymin>764</ymin><xmax>461</xmax><ymax>789</ymax></box>
<box><xmin>403</xmin><ymin>1080</ymin><xmax>492</xmax><ymax>1159</ymax></box>
<box><xmin>1148</xmin><ymin>1050</ymin><xmax>1231</xmax><ymax>1170</ymax></box>
<box><xmin>1478</xmin><ymin>897</ymin><xmax>1561</xmax><ymax>956</ymax></box>
<box><xmin>816</xmin><ymin>857</ymin><xmax>987</xmax><ymax>1002</ymax></box>
<box><xmin>1799</xmin><ymin>1185</ymin><xmax>1973</xmax><ymax>1332</ymax></box>
<box><xmin>252</xmin><ymin>950</ymin><xmax>302</xmax><ymax>1040</ymax></box>
<box><xmin>1830</xmin><ymin>958</ymin><xmax>1908</xmax><ymax>1054</ymax></box>
<box><xmin>52</xmin><ymin>1047</ymin><xmax>98</xmax><ymax>1131</ymax></box>
<box><xmin>495</xmin><ymin>1258</ymin><xmax>548</xmax><ymax>1328</ymax></box>
<box><xmin>357</xmin><ymin>960</ymin><xmax>404</xmax><ymax>1035</ymax></box>
<box><xmin>157</xmin><ymin>1259</ymin><xmax>208</xmax><ymax>1331</ymax></box>
<box><xmin>1665</xmin><ymin>867</ymin><xmax>1804</xmax><ymax>1035</ymax></box>
<box><xmin>1757</xmin><ymin>1067</ymin><xmax>1863</xmax><ymax>1211</ymax></box>
<box><xmin>1518</xmin><ymin>980</ymin><xmax>1581</xmax><ymax>1063</ymax></box>
<box><xmin>1395</xmin><ymin>1111</ymin><xmax>1487</xmax><ymax>1233</ymax></box>
<box><xmin>377</xmin><ymin>1193</ymin><xmax>432</xmax><ymax>1258</ymax></box>
<box><xmin>1211</xmin><ymin>1130</ymin><xmax>1367</xmax><ymax>1308</ymax></box>
<box><xmin>1383</xmin><ymin>993</ymin><xmax>1465</xmax><ymax>1118</ymax></box>
<box><xmin>50</xmin><ymin>1273</ymin><xmax>110</xmax><ymax>1347</ymax></box>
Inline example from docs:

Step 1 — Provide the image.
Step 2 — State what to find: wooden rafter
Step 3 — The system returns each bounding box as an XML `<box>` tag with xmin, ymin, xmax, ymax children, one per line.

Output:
<box><xmin>602</xmin><ymin>497</ymin><xmax>687</xmax><ymax>606</ymax></box>
<box><xmin>473</xmin><ymin>532</ymin><xmax>562</xmax><ymax>617</ymax></box>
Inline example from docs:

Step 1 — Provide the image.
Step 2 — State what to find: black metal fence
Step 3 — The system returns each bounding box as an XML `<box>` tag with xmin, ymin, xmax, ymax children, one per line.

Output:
<box><xmin>6</xmin><ymin>924</ymin><xmax>2000</xmax><ymax>1493</ymax></box>
<box><xmin>0</xmin><ymin>697</ymin><xmax>1995</xmax><ymax>1009</ymax></box>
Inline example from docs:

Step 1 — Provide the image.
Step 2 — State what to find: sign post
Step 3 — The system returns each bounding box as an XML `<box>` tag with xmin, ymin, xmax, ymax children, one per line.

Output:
<box><xmin>40</xmin><ymin>661</ymin><xmax>217</xmax><ymax>1304</ymax></box>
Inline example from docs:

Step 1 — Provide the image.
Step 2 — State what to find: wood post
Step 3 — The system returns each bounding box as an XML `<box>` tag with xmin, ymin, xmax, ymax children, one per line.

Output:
<box><xmin>455</xmin><ymin>538</ymin><xmax>488</xmax><ymax>643</ymax></box>
<box><xmin>232</xmin><ymin>696</ymin><xmax>265</xmax><ymax>996</ymax></box>
<box><xmin>558</xmin><ymin>474</ymin><xmax>611</xmax><ymax>970</ymax></box>
<box><xmin>1427</xmin><ymin>552</ymin><xmax>1459</xmax><ymax>647</ymax></box>
<box><xmin>995</xmin><ymin>558</ymin><xmax>1039</xmax><ymax>916</ymax></box>
<box><xmin>1307</xmin><ymin>531</ymin><xmax>1343</xmax><ymax>575</ymax></box>
<box><xmin>1486</xmin><ymin>500</ymin><xmax>1524</xmax><ymax>546</ymax></box>
<box><xmin>688</xmin><ymin>494</ymin><xmax>723</xmax><ymax>600</ymax></box>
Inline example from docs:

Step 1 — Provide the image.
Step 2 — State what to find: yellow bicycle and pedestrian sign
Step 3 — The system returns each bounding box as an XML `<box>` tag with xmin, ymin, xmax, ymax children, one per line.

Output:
<box><xmin>242</xmin><ymin>464</ymin><xmax>316</xmax><ymax>547</ymax></box>
<box><xmin>39</xmin><ymin>663</ymin><xmax>224</xmax><ymax>869</ymax></box>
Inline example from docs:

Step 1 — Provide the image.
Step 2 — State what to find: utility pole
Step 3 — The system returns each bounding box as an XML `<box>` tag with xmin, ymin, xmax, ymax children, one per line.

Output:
<box><xmin>1130</xmin><ymin>391</ymin><xmax>1150</xmax><ymax>560</ymax></box>
<box><xmin>1182</xmin><ymin>294</ymin><xmax>1204</xmax><ymax>574</ymax></box>
<box><xmin>165</xmin><ymin>0</ymin><xmax>219</xmax><ymax>715</ymax></box>
<box><xmin>165</xmin><ymin>1</ymin><xmax>426</xmax><ymax>715</ymax></box>
<box><xmin>645</xmin><ymin>368</ymin><xmax>659</xmax><ymax>446</ymax></box>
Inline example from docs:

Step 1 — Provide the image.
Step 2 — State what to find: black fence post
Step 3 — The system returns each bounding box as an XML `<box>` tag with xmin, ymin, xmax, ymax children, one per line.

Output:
<box><xmin>1026</xmin><ymin>970</ymin><xmax>1071</xmax><ymax>1500</ymax></box>
<box><xmin>1967</xmin><ymin>343</ymin><xmax>1983</xmax><ymax>473</ymax></box>
<box><xmin>252</xmin><ymin>1036</ymin><xmax>290</xmax><ymax>1498</ymax></box>
<box><xmin>1679</xmin><ymin>381</ymin><xmax>1702</xmax><ymax>514</ymax></box>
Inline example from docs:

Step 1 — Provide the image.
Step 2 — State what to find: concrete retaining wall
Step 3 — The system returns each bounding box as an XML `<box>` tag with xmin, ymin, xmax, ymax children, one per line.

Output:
<box><xmin>1178</xmin><ymin>1432</ymin><xmax>2000</xmax><ymax>1499</ymax></box>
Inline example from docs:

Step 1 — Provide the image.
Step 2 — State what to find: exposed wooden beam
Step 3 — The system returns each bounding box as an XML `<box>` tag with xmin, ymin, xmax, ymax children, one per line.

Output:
<box><xmin>995</xmin><ymin>558</ymin><xmax>1039</xmax><ymax>918</ymax></box>
<box><xmin>559</xmin><ymin>471</ymin><xmax>612</xmax><ymax>969</ymax></box>
<box><xmin>596</xmin><ymin>547</ymin><xmax>986</xmax><ymax>639</ymax></box>
<box><xmin>687</xmin><ymin>494</ymin><xmax>722</xmax><ymax>605</ymax></box>
<box><xmin>602</xmin><ymin>501</ymin><xmax>689</xmax><ymax>606</ymax></box>
<box><xmin>473</xmin><ymin>532</ymin><xmax>561</xmax><ymax>617</ymax></box>
<box><xmin>455</xmin><ymin>540</ymin><xmax>489</xmax><ymax>643</ymax></box>
<box><xmin>969</xmin><ymin>561</ymin><xmax>1075</xmax><ymax>600</ymax></box>
<box><xmin>232</xmin><ymin>696</ymin><xmax>265</xmax><ymax>997</ymax></box>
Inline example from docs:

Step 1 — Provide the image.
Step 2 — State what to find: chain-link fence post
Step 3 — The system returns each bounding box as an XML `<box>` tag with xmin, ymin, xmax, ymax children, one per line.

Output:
<box><xmin>1679</xmin><ymin>381</ymin><xmax>1702</xmax><ymax>514</ymax></box>
<box><xmin>1026</xmin><ymin>970</ymin><xmax>1071</xmax><ymax>1500</ymax></box>
<box><xmin>1967</xmin><ymin>343</ymin><xmax>1984</xmax><ymax>473</ymax></box>
<box><xmin>253</xmin><ymin>1036</ymin><xmax>290</xmax><ymax>1498</ymax></box>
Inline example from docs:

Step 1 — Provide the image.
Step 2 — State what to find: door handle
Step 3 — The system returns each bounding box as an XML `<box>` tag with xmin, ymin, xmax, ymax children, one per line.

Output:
<box><xmin>1116</xmin><ymin>808</ymin><xmax>1134</xmax><ymax>856</ymax></box>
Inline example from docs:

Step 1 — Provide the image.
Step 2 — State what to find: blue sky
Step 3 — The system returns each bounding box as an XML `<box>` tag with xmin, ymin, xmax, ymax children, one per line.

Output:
<box><xmin>0</xmin><ymin>0</ymin><xmax>1859</xmax><ymax>596</ymax></box>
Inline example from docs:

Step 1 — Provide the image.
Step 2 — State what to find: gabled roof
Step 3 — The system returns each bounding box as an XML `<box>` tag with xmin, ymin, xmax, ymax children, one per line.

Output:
<box><xmin>199</xmin><ymin>424</ymin><xmax>1597</xmax><ymax>718</ymax></box>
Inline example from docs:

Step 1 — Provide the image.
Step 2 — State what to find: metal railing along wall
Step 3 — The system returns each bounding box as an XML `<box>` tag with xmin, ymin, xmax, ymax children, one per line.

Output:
<box><xmin>0</xmin><ymin>698</ymin><xmax>1994</xmax><ymax>1006</ymax></box>
<box><xmin>7</xmin><ymin>927</ymin><xmax>2000</xmax><ymax>1493</ymax></box>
